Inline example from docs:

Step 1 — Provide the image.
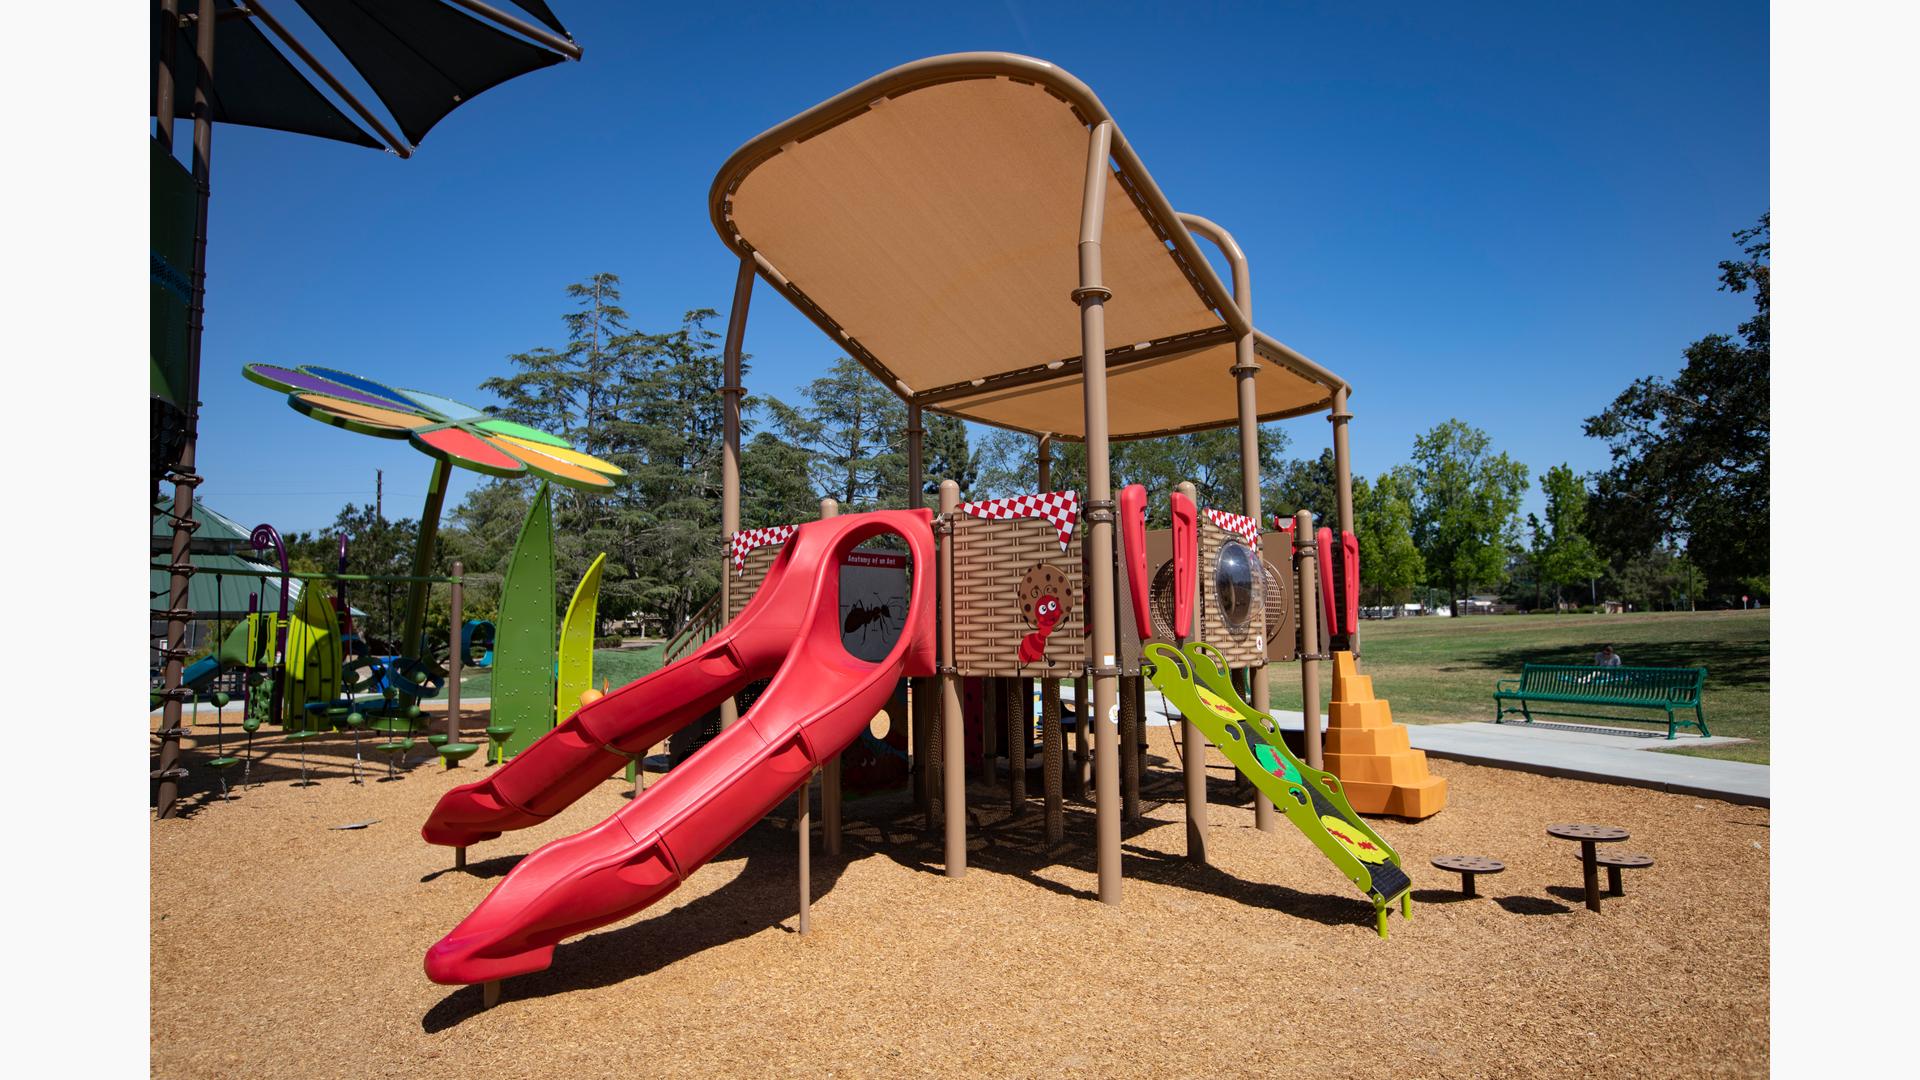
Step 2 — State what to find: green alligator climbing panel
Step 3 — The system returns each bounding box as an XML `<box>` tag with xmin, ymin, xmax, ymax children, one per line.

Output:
<box><xmin>494</xmin><ymin>483</ymin><xmax>556</xmax><ymax>760</ymax></box>
<box><xmin>1146</xmin><ymin>641</ymin><xmax>1412</xmax><ymax>938</ymax></box>
<box><xmin>557</xmin><ymin>552</ymin><xmax>606</xmax><ymax>726</ymax></box>
<box><xmin>282</xmin><ymin>584</ymin><xmax>342</xmax><ymax>731</ymax></box>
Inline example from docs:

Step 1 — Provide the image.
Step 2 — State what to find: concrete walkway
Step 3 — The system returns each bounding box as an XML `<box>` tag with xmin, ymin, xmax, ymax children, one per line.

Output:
<box><xmin>1063</xmin><ymin>685</ymin><xmax>1769</xmax><ymax>808</ymax></box>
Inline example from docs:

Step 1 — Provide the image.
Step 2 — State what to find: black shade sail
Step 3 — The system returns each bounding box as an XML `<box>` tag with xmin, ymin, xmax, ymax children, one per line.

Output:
<box><xmin>151</xmin><ymin>0</ymin><xmax>577</xmax><ymax>152</ymax></box>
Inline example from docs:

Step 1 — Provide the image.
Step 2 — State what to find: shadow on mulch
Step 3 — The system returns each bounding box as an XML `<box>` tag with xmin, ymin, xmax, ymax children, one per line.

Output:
<box><xmin>155</xmin><ymin>725</ymin><xmax>492</xmax><ymax>819</ymax></box>
<box><xmin>1409</xmin><ymin>889</ymin><xmax>1478</xmax><ymax>905</ymax></box>
<box><xmin>422</xmin><ymin>818</ymin><xmax>852</xmax><ymax>1032</ymax></box>
<box><xmin>1493</xmin><ymin>895</ymin><xmax>1573</xmax><ymax>916</ymax></box>
<box><xmin>420</xmin><ymin>853</ymin><xmax>524</xmax><ymax>884</ymax></box>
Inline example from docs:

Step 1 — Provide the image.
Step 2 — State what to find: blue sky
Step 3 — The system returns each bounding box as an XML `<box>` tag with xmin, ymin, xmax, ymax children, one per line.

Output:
<box><xmin>183</xmin><ymin>1</ymin><xmax>1768</xmax><ymax>533</ymax></box>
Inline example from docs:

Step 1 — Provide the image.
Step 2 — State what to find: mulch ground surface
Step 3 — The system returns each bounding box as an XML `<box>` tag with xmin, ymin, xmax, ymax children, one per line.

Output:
<box><xmin>152</xmin><ymin>722</ymin><xmax>1768</xmax><ymax>1078</ymax></box>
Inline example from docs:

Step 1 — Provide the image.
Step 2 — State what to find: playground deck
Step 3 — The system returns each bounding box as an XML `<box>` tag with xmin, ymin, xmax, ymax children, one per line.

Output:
<box><xmin>152</xmin><ymin>721</ymin><xmax>1768</xmax><ymax>1079</ymax></box>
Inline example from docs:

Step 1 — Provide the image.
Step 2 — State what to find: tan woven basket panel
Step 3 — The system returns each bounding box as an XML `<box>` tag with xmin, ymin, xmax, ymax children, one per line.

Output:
<box><xmin>724</xmin><ymin>543</ymin><xmax>782</xmax><ymax>624</ymax></box>
<box><xmin>950</xmin><ymin>515</ymin><xmax>1085</xmax><ymax>676</ymax></box>
<box><xmin>1196</xmin><ymin>518</ymin><xmax>1268</xmax><ymax>666</ymax></box>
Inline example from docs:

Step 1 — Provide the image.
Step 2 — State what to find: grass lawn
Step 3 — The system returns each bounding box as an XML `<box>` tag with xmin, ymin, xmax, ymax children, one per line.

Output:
<box><xmin>1265</xmin><ymin>609</ymin><xmax>1770</xmax><ymax>764</ymax></box>
<box><xmin>454</xmin><ymin>645</ymin><xmax>666</xmax><ymax>701</ymax></box>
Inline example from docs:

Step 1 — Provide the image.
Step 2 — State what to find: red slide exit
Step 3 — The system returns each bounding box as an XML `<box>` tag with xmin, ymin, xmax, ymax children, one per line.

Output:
<box><xmin>421</xmin><ymin>511</ymin><xmax>936</xmax><ymax>985</ymax></box>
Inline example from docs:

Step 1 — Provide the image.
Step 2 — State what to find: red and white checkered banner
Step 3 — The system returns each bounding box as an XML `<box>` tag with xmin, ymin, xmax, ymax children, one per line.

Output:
<box><xmin>728</xmin><ymin>524</ymin><xmax>799</xmax><ymax>572</ymax></box>
<box><xmin>955</xmin><ymin>490</ymin><xmax>1079</xmax><ymax>550</ymax></box>
<box><xmin>1204</xmin><ymin>507</ymin><xmax>1260</xmax><ymax>547</ymax></box>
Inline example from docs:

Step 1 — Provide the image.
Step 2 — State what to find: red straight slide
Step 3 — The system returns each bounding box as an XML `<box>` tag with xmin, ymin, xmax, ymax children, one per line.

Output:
<box><xmin>421</xmin><ymin>511</ymin><xmax>936</xmax><ymax>985</ymax></box>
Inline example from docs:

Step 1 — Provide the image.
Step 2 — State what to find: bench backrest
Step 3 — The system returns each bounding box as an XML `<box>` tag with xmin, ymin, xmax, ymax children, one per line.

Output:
<box><xmin>1517</xmin><ymin>664</ymin><xmax>1705</xmax><ymax>703</ymax></box>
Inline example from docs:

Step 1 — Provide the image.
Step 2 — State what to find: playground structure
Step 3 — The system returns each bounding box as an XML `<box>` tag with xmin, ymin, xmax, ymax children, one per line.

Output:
<box><xmin>418</xmin><ymin>53</ymin><xmax>1454</xmax><ymax>995</ymax></box>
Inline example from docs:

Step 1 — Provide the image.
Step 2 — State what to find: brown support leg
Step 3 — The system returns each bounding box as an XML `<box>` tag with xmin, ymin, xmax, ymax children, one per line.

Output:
<box><xmin>818</xmin><ymin>498</ymin><xmax>841</xmax><ymax>856</ymax></box>
<box><xmin>982</xmin><ymin>678</ymin><xmax>998</xmax><ymax>787</ymax></box>
<box><xmin>1042</xmin><ymin>678</ymin><xmax>1063</xmax><ymax>844</ymax></box>
<box><xmin>1582</xmin><ymin>841</ymin><xmax>1601</xmax><ymax>912</ymax></box>
<box><xmin>445</xmin><ymin>561</ymin><xmax>464</xmax><ymax>763</ymax></box>
<box><xmin>798</xmin><ymin>773</ymin><xmax>811</xmax><ymax>934</ymax></box>
<box><xmin>1071</xmin><ymin>675</ymin><xmax>1090</xmax><ymax>800</ymax></box>
<box><xmin>719</xmin><ymin>255</ymin><xmax>754</xmax><ymax>731</ymax></box>
<box><xmin>1076</xmin><ymin>121</ymin><xmax>1122</xmax><ymax>906</ymax></box>
<box><xmin>454</xmin><ymin>846</ymin><xmax>466</xmax><ymax>872</ymax></box>
<box><xmin>1295</xmin><ymin>511</ymin><xmax>1324</xmax><ymax>771</ymax></box>
<box><xmin>1120</xmin><ymin>675</ymin><xmax>1141</xmax><ymax>822</ymax></box>
<box><xmin>939</xmin><ymin>481</ymin><xmax>967</xmax><ymax>877</ymax></box>
<box><xmin>482</xmin><ymin>980</ymin><xmax>500</xmax><ymax>1009</ymax></box>
<box><xmin>1607</xmin><ymin>864</ymin><xmax>1624</xmax><ymax>897</ymax></box>
<box><xmin>1008</xmin><ymin>678</ymin><xmax>1027</xmax><ymax>815</ymax></box>
<box><xmin>1250</xmin><ymin>664</ymin><xmax>1276</xmax><ymax>831</ymax></box>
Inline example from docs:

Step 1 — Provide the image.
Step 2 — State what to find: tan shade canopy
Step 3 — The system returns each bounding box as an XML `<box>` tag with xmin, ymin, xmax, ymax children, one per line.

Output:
<box><xmin>710</xmin><ymin>53</ymin><xmax>1346</xmax><ymax>441</ymax></box>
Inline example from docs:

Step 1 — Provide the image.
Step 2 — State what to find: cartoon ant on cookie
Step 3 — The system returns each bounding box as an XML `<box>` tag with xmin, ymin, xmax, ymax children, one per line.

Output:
<box><xmin>1016</xmin><ymin>563</ymin><xmax>1072</xmax><ymax>667</ymax></box>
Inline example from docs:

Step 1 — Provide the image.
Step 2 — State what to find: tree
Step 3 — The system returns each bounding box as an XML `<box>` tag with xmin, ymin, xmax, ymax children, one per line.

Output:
<box><xmin>1267</xmin><ymin>449</ymin><xmax>1338</xmax><ymax>526</ymax></box>
<box><xmin>1404</xmin><ymin>420</ymin><xmax>1530</xmax><ymax>614</ymax></box>
<box><xmin>765</xmin><ymin>357</ymin><xmax>908</xmax><ymax>510</ymax></box>
<box><xmin>283</xmin><ymin>502</ymin><xmax>419</xmax><ymax>647</ymax></box>
<box><xmin>920</xmin><ymin>413</ymin><xmax>979</xmax><ymax>500</ymax></box>
<box><xmin>1585</xmin><ymin>214</ymin><xmax>1768</xmax><ymax>599</ymax></box>
<box><xmin>1535</xmin><ymin>463</ymin><xmax>1608</xmax><ymax>608</ymax></box>
<box><xmin>1351</xmin><ymin>470</ymin><xmax>1423</xmax><ymax>607</ymax></box>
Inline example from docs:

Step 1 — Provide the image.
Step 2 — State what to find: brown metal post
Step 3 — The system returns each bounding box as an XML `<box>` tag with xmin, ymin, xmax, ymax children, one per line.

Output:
<box><xmin>907</xmin><ymin>403</ymin><xmax>932</xmax><ymax>816</ymax></box>
<box><xmin>797</xmin><ymin>773</ymin><xmax>811</xmax><ymax>935</ymax></box>
<box><xmin>1119</xmin><ymin>675</ymin><xmax>1140</xmax><ymax>821</ymax></box>
<box><xmin>1007</xmin><ymin>680</ymin><xmax>1027</xmax><ymax>814</ymax></box>
<box><xmin>1180</xmin><ymin>214</ymin><xmax>1275</xmax><ymax>833</ymax></box>
<box><xmin>445</xmin><ymin>561</ymin><xmax>463</xmax><ymax>755</ymax></box>
<box><xmin>719</xmin><ymin>255</ymin><xmax>753</xmax><ymax>729</ymax></box>
<box><xmin>1076</xmin><ymin>121</ymin><xmax>1122</xmax><ymax>905</ymax></box>
<box><xmin>982</xmin><ymin>678</ymin><xmax>998</xmax><ymax>786</ymax></box>
<box><xmin>818</xmin><ymin>498</ymin><xmax>842</xmax><ymax>855</ymax></box>
<box><xmin>1295</xmin><ymin>510</ymin><xmax>1324</xmax><ymax>770</ymax></box>
<box><xmin>154</xmin><ymin>1</ymin><xmax>178</xmax><ymax>152</ymax></box>
<box><xmin>1329</xmin><ymin>385</ymin><xmax>1356</xmax><ymax>654</ymax></box>
<box><xmin>939</xmin><ymin>481</ymin><xmax>967</xmax><ymax>876</ymax></box>
<box><xmin>155</xmin><ymin>0</ymin><xmax>218</xmax><ymax>819</ymax></box>
<box><xmin>1072</xmin><ymin>675</ymin><xmax>1089</xmax><ymax>799</ymax></box>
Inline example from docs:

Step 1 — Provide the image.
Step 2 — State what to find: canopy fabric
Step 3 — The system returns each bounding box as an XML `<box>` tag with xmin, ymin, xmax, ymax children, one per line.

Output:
<box><xmin>154</xmin><ymin>1</ymin><xmax>379</xmax><ymax>148</ymax></box>
<box><xmin>294</xmin><ymin>0</ymin><xmax>565</xmax><ymax>147</ymax></box>
<box><xmin>711</xmin><ymin>53</ymin><xmax>1348</xmax><ymax>442</ymax></box>
<box><xmin>152</xmin><ymin>0</ymin><xmax>570</xmax><ymax>151</ymax></box>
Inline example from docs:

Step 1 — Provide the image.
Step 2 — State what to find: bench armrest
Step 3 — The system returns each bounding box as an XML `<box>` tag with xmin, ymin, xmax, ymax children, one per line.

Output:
<box><xmin>1494</xmin><ymin>678</ymin><xmax>1521</xmax><ymax>693</ymax></box>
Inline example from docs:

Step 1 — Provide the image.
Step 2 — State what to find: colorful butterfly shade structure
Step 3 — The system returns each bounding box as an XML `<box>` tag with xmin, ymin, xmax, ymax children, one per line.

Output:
<box><xmin>242</xmin><ymin>363</ymin><xmax>623</xmax><ymax>659</ymax></box>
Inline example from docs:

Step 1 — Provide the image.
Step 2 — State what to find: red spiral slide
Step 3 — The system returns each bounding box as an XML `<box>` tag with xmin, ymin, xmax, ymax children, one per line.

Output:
<box><xmin>420</xmin><ymin>510</ymin><xmax>937</xmax><ymax>985</ymax></box>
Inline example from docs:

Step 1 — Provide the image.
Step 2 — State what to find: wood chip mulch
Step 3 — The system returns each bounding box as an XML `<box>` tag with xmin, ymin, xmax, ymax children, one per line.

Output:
<box><xmin>152</xmin><ymin>721</ymin><xmax>1768</xmax><ymax>1078</ymax></box>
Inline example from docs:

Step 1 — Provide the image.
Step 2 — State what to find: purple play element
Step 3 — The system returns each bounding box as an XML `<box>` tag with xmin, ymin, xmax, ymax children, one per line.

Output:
<box><xmin>249</xmin><ymin>365</ymin><xmax>408</xmax><ymax>410</ymax></box>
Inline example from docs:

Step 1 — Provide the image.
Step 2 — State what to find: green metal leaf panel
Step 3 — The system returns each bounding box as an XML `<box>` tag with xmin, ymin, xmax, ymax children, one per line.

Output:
<box><xmin>556</xmin><ymin>552</ymin><xmax>606</xmax><ymax>726</ymax></box>
<box><xmin>1145</xmin><ymin>642</ymin><xmax>1408</xmax><ymax>909</ymax></box>
<box><xmin>282</xmin><ymin>583</ymin><xmax>342</xmax><ymax>731</ymax></box>
<box><xmin>495</xmin><ymin>484</ymin><xmax>556</xmax><ymax>759</ymax></box>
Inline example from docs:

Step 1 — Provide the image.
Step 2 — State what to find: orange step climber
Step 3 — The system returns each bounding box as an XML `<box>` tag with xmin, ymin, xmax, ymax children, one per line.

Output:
<box><xmin>1323</xmin><ymin>651</ymin><xmax>1447</xmax><ymax>818</ymax></box>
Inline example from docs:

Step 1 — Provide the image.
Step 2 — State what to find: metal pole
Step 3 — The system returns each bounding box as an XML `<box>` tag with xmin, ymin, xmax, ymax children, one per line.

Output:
<box><xmin>939</xmin><ymin>480</ymin><xmax>966</xmax><ymax>876</ymax></box>
<box><xmin>719</xmin><ymin>255</ymin><xmax>753</xmax><ymax>729</ymax></box>
<box><xmin>1076</xmin><ymin>121</ymin><xmax>1122</xmax><ymax>906</ymax></box>
<box><xmin>446</xmin><ymin>561</ymin><xmax>463</xmax><ymax>755</ymax></box>
<box><xmin>908</xmin><ymin>404</ymin><xmax>931</xmax><ymax>817</ymax></box>
<box><xmin>1295</xmin><ymin>510</ymin><xmax>1324</xmax><ymax>770</ymax></box>
<box><xmin>155</xmin><ymin>0</ymin><xmax>218</xmax><ymax>819</ymax></box>
<box><xmin>401</xmin><ymin>457</ymin><xmax>451</xmax><ymax>659</ymax></box>
<box><xmin>1330</xmin><ymin>385</ymin><xmax>1356</xmax><ymax>653</ymax></box>
<box><xmin>1120</xmin><ymin>674</ymin><xmax>1140</xmax><ymax>821</ymax></box>
<box><xmin>1007</xmin><ymin>678</ymin><xmax>1027</xmax><ymax>816</ymax></box>
<box><xmin>818</xmin><ymin>498</ymin><xmax>842</xmax><ymax>856</ymax></box>
<box><xmin>1072</xmin><ymin>674</ymin><xmax>1089</xmax><ymax>799</ymax></box>
<box><xmin>797</xmin><ymin>772</ymin><xmax>811</xmax><ymax>935</ymax></box>
<box><xmin>154</xmin><ymin>1</ymin><xmax>178</xmax><ymax>153</ymax></box>
<box><xmin>1179</xmin><ymin>214</ymin><xmax>1275</xmax><ymax>833</ymax></box>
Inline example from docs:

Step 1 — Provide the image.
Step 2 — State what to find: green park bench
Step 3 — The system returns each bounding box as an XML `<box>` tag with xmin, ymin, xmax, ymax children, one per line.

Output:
<box><xmin>1493</xmin><ymin>664</ymin><xmax>1709</xmax><ymax>739</ymax></box>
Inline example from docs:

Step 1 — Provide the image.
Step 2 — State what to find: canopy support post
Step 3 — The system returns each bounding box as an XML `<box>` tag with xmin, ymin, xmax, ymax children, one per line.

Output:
<box><xmin>1330</xmin><ymin>386</ymin><xmax>1356</xmax><ymax>653</ymax></box>
<box><xmin>1179</xmin><ymin>213</ymin><xmax>1275</xmax><ymax>831</ymax></box>
<box><xmin>818</xmin><ymin>498</ymin><xmax>842</xmax><ymax>855</ymax></box>
<box><xmin>939</xmin><ymin>480</ymin><xmax>967</xmax><ymax>876</ymax></box>
<box><xmin>1076</xmin><ymin>120</ymin><xmax>1122</xmax><ymax>906</ymax></box>
<box><xmin>155</xmin><ymin>0</ymin><xmax>217</xmax><ymax>819</ymax></box>
<box><xmin>1295</xmin><ymin>510</ymin><xmax>1324</xmax><ymax>770</ymax></box>
<box><xmin>907</xmin><ymin>404</ymin><xmax>931</xmax><ymax>818</ymax></box>
<box><xmin>401</xmin><ymin>457</ymin><xmax>451</xmax><ymax>660</ymax></box>
<box><xmin>719</xmin><ymin>255</ymin><xmax>753</xmax><ymax>729</ymax></box>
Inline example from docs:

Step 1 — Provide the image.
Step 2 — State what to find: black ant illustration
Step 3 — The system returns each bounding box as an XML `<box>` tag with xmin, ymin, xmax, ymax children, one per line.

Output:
<box><xmin>843</xmin><ymin>593</ymin><xmax>905</xmax><ymax>647</ymax></box>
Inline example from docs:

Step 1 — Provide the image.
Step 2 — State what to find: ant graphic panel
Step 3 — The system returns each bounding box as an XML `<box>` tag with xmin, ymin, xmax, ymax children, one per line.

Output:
<box><xmin>949</xmin><ymin>515</ymin><xmax>1085</xmax><ymax>677</ymax></box>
